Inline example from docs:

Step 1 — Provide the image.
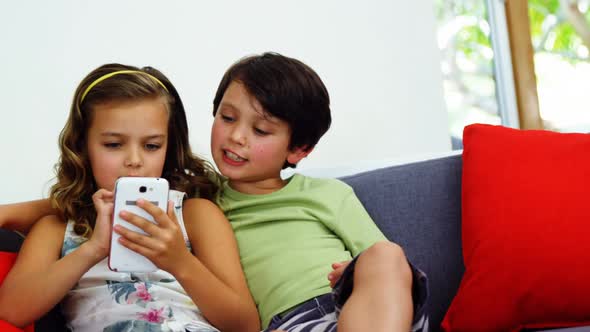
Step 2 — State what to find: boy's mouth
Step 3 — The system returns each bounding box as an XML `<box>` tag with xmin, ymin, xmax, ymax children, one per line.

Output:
<box><xmin>223</xmin><ymin>150</ymin><xmax>247</xmax><ymax>163</ymax></box>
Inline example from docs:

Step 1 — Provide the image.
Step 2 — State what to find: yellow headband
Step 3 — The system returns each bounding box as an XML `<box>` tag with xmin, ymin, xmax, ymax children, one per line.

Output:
<box><xmin>79</xmin><ymin>70</ymin><xmax>169</xmax><ymax>103</ymax></box>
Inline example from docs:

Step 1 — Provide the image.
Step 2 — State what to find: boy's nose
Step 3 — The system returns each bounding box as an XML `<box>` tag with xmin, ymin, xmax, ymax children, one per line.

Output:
<box><xmin>230</xmin><ymin>127</ymin><xmax>247</xmax><ymax>146</ymax></box>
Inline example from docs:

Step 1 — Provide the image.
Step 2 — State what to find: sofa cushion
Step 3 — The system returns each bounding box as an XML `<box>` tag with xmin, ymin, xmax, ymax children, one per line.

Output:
<box><xmin>442</xmin><ymin>124</ymin><xmax>590</xmax><ymax>331</ymax></box>
<box><xmin>341</xmin><ymin>154</ymin><xmax>464</xmax><ymax>329</ymax></box>
<box><xmin>0</xmin><ymin>229</ymin><xmax>24</xmax><ymax>252</ymax></box>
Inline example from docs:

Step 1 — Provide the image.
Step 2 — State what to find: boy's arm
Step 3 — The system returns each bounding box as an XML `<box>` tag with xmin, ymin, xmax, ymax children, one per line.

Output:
<box><xmin>0</xmin><ymin>199</ymin><xmax>57</xmax><ymax>234</ymax></box>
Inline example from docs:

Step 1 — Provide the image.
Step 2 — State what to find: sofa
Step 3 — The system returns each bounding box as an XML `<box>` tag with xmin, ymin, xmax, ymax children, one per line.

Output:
<box><xmin>1</xmin><ymin>152</ymin><xmax>589</xmax><ymax>331</ymax></box>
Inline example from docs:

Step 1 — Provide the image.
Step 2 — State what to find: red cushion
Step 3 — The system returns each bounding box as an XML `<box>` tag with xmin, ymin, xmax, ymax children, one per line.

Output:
<box><xmin>0</xmin><ymin>252</ymin><xmax>33</xmax><ymax>332</ymax></box>
<box><xmin>442</xmin><ymin>124</ymin><xmax>590</xmax><ymax>331</ymax></box>
<box><xmin>0</xmin><ymin>320</ymin><xmax>25</xmax><ymax>332</ymax></box>
<box><xmin>0</xmin><ymin>252</ymin><xmax>17</xmax><ymax>282</ymax></box>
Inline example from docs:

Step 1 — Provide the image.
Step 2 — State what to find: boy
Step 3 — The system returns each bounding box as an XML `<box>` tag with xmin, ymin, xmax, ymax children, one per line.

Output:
<box><xmin>1</xmin><ymin>52</ymin><xmax>429</xmax><ymax>331</ymax></box>
<box><xmin>209</xmin><ymin>52</ymin><xmax>428</xmax><ymax>331</ymax></box>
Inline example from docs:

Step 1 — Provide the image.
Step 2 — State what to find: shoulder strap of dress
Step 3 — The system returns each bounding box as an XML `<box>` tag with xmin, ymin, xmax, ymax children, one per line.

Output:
<box><xmin>61</xmin><ymin>220</ymin><xmax>87</xmax><ymax>257</ymax></box>
<box><xmin>168</xmin><ymin>190</ymin><xmax>190</xmax><ymax>242</ymax></box>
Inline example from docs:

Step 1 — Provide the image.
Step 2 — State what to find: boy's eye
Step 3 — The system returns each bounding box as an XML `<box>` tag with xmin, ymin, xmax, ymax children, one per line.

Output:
<box><xmin>145</xmin><ymin>143</ymin><xmax>161</xmax><ymax>151</ymax></box>
<box><xmin>221</xmin><ymin>115</ymin><xmax>234</xmax><ymax>122</ymax></box>
<box><xmin>254</xmin><ymin>128</ymin><xmax>269</xmax><ymax>136</ymax></box>
<box><xmin>104</xmin><ymin>142</ymin><xmax>121</xmax><ymax>149</ymax></box>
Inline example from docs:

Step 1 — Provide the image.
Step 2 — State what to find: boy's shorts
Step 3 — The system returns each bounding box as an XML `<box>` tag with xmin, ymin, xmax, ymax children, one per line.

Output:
<box><xmin>264</xmin><ymin>255</ymin><xmax>429</xmax><ymax>332</ymax></box>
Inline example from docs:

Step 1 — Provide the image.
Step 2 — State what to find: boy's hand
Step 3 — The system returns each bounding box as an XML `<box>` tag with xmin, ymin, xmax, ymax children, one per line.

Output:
<box><xmin>87</xmin><ymin>189</ymin><xmax>114</xmax><ymax>258</ymax></box>
<box><xmin>328</xmin><ymin>260</ymin><xmax>351</xmax><ymax>288</ymax></box>
<box><xmin>114</xmin><ymin>199</ymin><xmax>191</xmax><ymax>273</ymax></box>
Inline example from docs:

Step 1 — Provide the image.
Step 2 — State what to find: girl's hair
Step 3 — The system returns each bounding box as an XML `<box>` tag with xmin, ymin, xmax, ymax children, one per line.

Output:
<box><xmin>50</xmin><ymin>63</ymin><xmax>220</xmax><ymax>235</ymax></box>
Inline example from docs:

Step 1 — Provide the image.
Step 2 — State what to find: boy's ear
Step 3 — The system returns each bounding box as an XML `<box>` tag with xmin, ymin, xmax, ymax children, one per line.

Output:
<box><xmin>287</xmin><ymin>145</ymin><xmax>314</xmax><ymax>165</ymax></box>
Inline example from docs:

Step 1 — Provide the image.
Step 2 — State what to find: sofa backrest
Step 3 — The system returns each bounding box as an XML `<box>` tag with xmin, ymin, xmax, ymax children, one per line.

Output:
<box><xmin>340</xmin><ymin>154</ymin><xmax>464</xmax><ymax>330</ymax></box>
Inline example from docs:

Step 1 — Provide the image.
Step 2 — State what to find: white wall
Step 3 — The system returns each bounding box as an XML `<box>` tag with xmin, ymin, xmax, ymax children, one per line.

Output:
<box><xmin>0</xmin><ymin>0</ymin><xmax>450</xmax><ymax>203</ymax></box>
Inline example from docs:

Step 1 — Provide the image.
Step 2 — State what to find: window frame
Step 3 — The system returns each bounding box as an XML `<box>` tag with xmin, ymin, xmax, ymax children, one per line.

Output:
<box><xmin>491</xmin><ymin>0</ymin><xmax>543</xmax><ymax>129</ymax></box>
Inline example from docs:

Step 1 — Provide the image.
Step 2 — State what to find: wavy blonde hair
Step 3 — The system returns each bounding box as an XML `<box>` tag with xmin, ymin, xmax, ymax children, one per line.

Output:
<box><xmin>50</xmin><ymin>63</ymin><xmax>220</xmax><ymax>235</ymax></box>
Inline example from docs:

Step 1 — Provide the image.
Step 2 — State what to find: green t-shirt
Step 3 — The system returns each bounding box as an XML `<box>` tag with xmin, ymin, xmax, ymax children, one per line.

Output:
<box><xmin>219</xmin><ymin>174</ymin><xmax>387</xmax><ymax>328</ymax></box>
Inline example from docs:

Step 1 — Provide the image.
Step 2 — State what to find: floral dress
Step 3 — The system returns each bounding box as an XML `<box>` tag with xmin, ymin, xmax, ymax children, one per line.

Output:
<box><xmin>60</xmin><ymin>190</ymin><xmax>219</xmax><ymax>332</ymax></box>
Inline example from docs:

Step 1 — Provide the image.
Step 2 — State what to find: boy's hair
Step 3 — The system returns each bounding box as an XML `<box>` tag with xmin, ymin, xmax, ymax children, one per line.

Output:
<box><xmin>50</xmin><ymin>63</ymin><xmax>220</xmax><ymax>235</ymax></box>
<box><xmin>212</xmin><ymin>52</ymin><xmax>332</xmax><ymax>168</ymax></box>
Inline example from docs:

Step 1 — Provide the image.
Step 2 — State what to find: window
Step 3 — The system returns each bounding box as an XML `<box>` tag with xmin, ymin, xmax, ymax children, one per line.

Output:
<box><xmin>529</xmin><ymin>0</ymin><xmax>590</xmax><ymax>132</ymax></box>
<box><xmin>434</xmin><ymin>0</ymin><xmax>502</xmax><ymax>141</ymax></box>
<box><xmin>436</xmin><ymin>0</ymin><xmax>590</xmax><ymax>137</ymax></box>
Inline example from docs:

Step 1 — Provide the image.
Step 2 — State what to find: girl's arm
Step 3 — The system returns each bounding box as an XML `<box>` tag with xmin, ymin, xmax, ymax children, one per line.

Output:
<box><xmin>0</xmin><ymin>216</ymin><xmax>103</xmax><ymax>327</ymax></box>
<box><xmin>0</xmin><ymin>190</ymin><xmax>112</xmax><ymax>327</ymax></box>
<box><xmin>180</xmin><ymin>199</ymin><xmax>260</xmax><ymax>332</ymax></box>
<box><xmin>115</xmin><ymin>198</ymin><xmax>260</xmax><ymax>332</ymax></box>
<box><xmin>0</xmin><ymin>199</ymin><xmax>57</xmax><ymax>234</ymax></box>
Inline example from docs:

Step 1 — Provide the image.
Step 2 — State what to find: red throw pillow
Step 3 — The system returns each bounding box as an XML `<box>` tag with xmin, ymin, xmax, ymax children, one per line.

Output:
<box><xmin>0</xmin><ymin>252</ymin><xmax>18</xmax><ymax>283</ymax></box>
<box><xmin>442</xmin><ymin>124</ymin><xmax>590</xmax><ymax>331</ymax></box>
<box><xmin>0</xmin><ymin>320</ymin><xmax>25</xmax><ymax>332</ymax></box>
<box><xmin>0</xmin><ymin>252</ymin><xmax>33</xmax><ymax>332</ymax></box>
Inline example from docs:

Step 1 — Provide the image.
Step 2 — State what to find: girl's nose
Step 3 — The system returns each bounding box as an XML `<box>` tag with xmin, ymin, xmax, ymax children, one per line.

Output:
<box><xmin>125</xmin><ymin>147</ymin><xmax>143</xmax><ymax>168</ymax></box>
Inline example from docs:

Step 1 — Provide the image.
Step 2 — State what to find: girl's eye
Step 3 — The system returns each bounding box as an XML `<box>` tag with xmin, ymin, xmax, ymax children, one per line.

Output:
<box><xmin>254</xmin><ymin>128</ymin><xmax>269</xmax><ymax>136</ymax></box>
<box><xmin>104</xmin><ymin>142</ymin><xmax>121</xmax><ymax>149</ymax></box>
<box><xmin>145</xmin><ymin>144</ymin><xmax>161</xmax><ymax>151</ymax></box>
<box><xmin>221</xmin><ymin>115</ymin><xmax>234</xmax><ymax>122</ymax></box>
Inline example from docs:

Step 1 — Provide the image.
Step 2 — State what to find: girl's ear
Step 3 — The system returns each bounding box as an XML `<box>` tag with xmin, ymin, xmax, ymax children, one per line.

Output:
<box><xmin>287</xmin><ymin>145</ymin><xmax>314</xmax><ymax>165</ymax></box>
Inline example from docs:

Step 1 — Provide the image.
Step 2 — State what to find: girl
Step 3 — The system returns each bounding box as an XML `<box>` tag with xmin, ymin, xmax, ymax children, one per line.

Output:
<box><xmin>0</xmin><ymin>64</ymin><xmax>260</xmax><ymax>332</ymax></box>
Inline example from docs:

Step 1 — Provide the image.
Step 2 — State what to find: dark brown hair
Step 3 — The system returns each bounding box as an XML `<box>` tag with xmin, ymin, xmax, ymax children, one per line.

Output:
<box><xmin>213</xmin><ymin>52</ymin><xmax>332</xmax><ymax>168</ymax></box>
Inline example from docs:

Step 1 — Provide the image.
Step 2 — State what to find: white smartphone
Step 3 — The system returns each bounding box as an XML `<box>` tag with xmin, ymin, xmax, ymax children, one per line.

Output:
<box><xmin>108</xmin><ymin>177</ymin><xmax>169</xmax><ymax>272</ymax></box>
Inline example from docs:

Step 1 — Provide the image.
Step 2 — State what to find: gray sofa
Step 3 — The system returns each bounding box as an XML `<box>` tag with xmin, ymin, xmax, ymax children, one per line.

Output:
<box><xmin>341</xmin><ymin>153</ymin><xmax>464</xmax><ymax>329</ymax></box>
<box><xmin>340</xmin><ymin>153</ymin><xmax>590</xmax><ymax>331</ymax></box>
<box><xmin>2</xmin><ymin>153</ymin><xmax>589</xmax><ymax>331</ymax></box>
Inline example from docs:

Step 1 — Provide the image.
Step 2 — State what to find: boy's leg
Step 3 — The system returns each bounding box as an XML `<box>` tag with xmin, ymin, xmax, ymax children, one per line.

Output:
<box><xmin>266</xmin><ymin>242</ymin><xmax>429</xmax><ymax>332</ymax></box>
<box><xmin>336</xmin><ymin>241</ymin><xmax>427</xmax><ymax>332</ymax></box>
<box><xmin>265</xmin><ymin>294</ymin><xmax>337</xmax><ymax>332</ymax></box>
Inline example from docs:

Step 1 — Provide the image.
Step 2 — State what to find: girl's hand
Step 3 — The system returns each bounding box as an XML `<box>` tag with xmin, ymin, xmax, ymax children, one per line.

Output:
<box><xmin>87</xmin><ymin>189</ymin><xmax>114</xmax><ymax>258</ymax></box>
<box><xmin>114</xmin><ymin>199</ymin><xmax>191</xmax><ymax>273</ymax></box>
<box><xmin>328</xmin><ymin>260</ymin><xmax>351</xmax><ymax>288</ymax></box>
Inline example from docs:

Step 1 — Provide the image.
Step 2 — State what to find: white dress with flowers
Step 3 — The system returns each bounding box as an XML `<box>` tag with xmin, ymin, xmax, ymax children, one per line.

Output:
<box><xmin>60</xmin><ymin>190</ymin><xmax>219</xmax><ymax>332</ymax></box>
